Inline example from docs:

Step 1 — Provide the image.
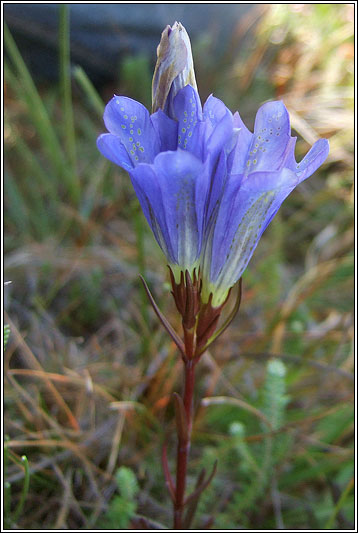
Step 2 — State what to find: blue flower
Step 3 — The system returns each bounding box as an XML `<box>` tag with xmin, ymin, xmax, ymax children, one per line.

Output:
<box><xmin>201</xmin><ymin>100</ymin><xmax>330</xmax><ymax>306</ymax></box>
<box><xmin>97</xmin><ymin>85</ymin><xmax>233</xmax><ymax>279</ymax></box>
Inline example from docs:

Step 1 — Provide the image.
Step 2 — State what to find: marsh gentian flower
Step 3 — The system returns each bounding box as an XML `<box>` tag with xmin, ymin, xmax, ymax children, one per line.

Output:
<box><xmin>201</xmin><ymin>100</ymin><xmax>329</xmax><ymax>306</ymax></box>
<box><xmin>97</xmin><ymin>85</ymin><xmax>233</xmax><ymax>279</ymax></box>
<box><xmin>97</xmin><ymin>21</ymin><xmax>329</xmax><ymax>310</ymax></box>
<box><xmin>97</xmin><ymin>21</ymin><xmax>237</xmax><ymax>281</ymax></box>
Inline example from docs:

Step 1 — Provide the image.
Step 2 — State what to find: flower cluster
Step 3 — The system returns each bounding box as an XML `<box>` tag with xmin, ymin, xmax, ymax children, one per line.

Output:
<box><xmin>97</xmin><ymin>22</ymin><xmax>329</xmax><ymax>308</ymax></box>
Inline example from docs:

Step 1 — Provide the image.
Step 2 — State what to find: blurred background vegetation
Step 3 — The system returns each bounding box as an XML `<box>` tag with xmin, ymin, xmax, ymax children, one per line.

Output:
<box><xmin>4</xmin><ymin>3</ymin><xmax>354</xmax><ymax>530</ymax></box>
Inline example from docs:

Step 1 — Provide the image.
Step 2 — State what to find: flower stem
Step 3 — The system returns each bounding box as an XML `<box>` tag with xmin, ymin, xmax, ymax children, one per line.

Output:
<box><xmin>173</xmin><ymin>358</ymin><xmax>196</xmax><ymax>529</ymax></box>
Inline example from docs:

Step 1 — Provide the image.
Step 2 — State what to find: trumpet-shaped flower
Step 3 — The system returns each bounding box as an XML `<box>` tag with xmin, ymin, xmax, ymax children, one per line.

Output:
<box><xmin>97</xmin><ymin>20</ymin><xmax>329</xmax><ymax>308</ymax></box>
<box><xmin>201</xmin><ymin>100</ymin><xmax>329</xmax><ymax>306</ymax></box>
<box><xmin>97</xmin><ymin>85</ymin><xmax>233</xmax><ymax>278</ymax></box>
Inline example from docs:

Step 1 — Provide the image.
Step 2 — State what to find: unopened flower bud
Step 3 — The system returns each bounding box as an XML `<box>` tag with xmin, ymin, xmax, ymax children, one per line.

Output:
<box><xmin>152</xmin><ymin>21</ymin><xmax>197</xmax><ymax>119</ymax></box>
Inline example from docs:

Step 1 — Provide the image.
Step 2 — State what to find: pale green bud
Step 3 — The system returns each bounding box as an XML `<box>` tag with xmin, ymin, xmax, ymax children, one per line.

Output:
<box><xmin>152</xmin><ymin>21</ymin><xmax>197</xmax><ymax>118</ymax></box>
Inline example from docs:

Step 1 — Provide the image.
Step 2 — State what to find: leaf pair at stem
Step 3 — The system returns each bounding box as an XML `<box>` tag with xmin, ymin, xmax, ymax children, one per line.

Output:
<box><xmin>140</xmin><ymin>270</ymin><xmax>242</xmax><ymax>363</ymax></box>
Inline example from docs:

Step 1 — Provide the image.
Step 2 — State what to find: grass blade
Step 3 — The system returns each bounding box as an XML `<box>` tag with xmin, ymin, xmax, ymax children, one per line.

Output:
<box><xmin>73</xmin><ymin>65</ymin><xmax>104</xmax><ymax>117</ymax></box>
<box><xmin>59</xmin><ymin>5</ymin><xmax>78</xmax><ymax>197</ymax></box>
<box><xmin>324</xmin><ymin>478</ymin><xmax>354</xmax><ymax>529</ymax></box>
<box><xmin>12</xmin><ymin>456</ymin><xmax>30</xmax><ymax>524</ymax></box>
<box><xmin>4</xmin><ymin>24</ymin><xmax>77</xmax><ymax>203</ymax></box>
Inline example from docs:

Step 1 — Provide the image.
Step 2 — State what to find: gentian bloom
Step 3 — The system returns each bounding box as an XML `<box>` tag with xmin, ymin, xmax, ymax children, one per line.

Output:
<box><xmin>200</xmin><ymin>101</ymin><xmax>329</xmax><ymax>306</ymax></box>
<box><xmin>97</xmin><ymin>21</ymin><xmax>329</xmax><ymax>313</ymax></box>
<box><xmin>97</xmin><ymin>87</ymin><xmax>233</xmax><ymax>280</ymax></box>
<box><xmin>97</xmin><ymin>22</ymin><xmax>233</xmax><ymax>281</ymax></box>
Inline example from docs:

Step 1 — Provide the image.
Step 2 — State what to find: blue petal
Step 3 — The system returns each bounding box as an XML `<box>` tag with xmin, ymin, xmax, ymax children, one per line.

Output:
<box><xmin>203</xmin><ymin>94</ymin><xmax>229</xmax><ymax>126</ymax></box>
<box><xmin>150</xmin><ymin>109</ymin><xmax>178</xmax><ymax>151</ymax></box>
<box><xmin>288</xmin><ymin>138</ymin><xmax>330</xmax><ymax>182</ymax></box>
<box><xmin>203</xmin><ymin>168</ymin><xmax>298</xmax><ymax>296</ymax></box>
<box><xmin>96</xmin><ymin>134</ymin><xmax>133</xmax><ymax>171</ymax></box>
<box><xmin>227</xmin><ymin>111</ymin><xmax>253</xmax><ymax>175</ymax></box>
<box><xmin>240</xmin><ymin>167</ymin><xmax>298</xmax><ymax>193</ymax></box>
<box><xmin>103</xmin><ymin>95</ymin><xmax>160</xmax><ymax>166</ymax></box>
<box><xmin>245</xmin><ymin>101</ymin><xmax>291</xmax><ymax>174</ymax></box>
<box><xmin>203</xmin><ymin>95</ymin><xmax>233</xmax><ymax>164</ymax></box>
<box><xmin>129</xmin><ymin>164</ymin><xmax>176</xmax><ymax>263</ymax></box>
<box><xmin>173</xmin><ymin>85</ymin><xmax>203</xmax><ymax>155</ymax></box>
<box><xmin>153</xmin><ymin>150</ymin><xmax>207</xmax><ymax>268</ymax></box>
<box><xmin>205</xmin><ymin>150</ymin><xmax>228</xmax><ymax>227</ymax></box>
<box><xmin>131</xmin><ymin>150</ymin><xmax>207</xmax><ymax>269</ymax></box>
<box><xmin>281</xmin><ymin>136</ymin><xmax>297</xmax><ymax>169</ymax></box>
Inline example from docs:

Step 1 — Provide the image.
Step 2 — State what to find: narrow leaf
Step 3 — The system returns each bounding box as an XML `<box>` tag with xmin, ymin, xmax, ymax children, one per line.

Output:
<box><xmin>183</xmin><ymin>468</ymin><xmax>207</xmax><ymax>528</ymax></box>
<box><xmin>161</xmin><ymin>443</ymin><xmax>175</xmax><ymax>502</ymax></box>
<box><xmin>184</xmin><ymin>460</ymin><xmax>218</xmax><ymax>507</ymax></box>
<box><xmin>173</xmin><ymin>392</ymin><xmax>189</xmax><ymax>442</ymax></box>
<box><xmin>139</xmin><ymin>276</ymin><xmax>185</xmax><ymax>357</ymax></box>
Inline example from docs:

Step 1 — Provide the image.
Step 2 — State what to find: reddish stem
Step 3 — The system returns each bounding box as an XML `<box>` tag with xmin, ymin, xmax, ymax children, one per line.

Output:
<box><xmin>173</xmin><ymin>359</ymin><xmax>196</xmax><ymax>529</ymax></box>
<box><xmin>183</xmin><ymin>326</ymin><xmax>196</xmax><ymax>360</ymax></box>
